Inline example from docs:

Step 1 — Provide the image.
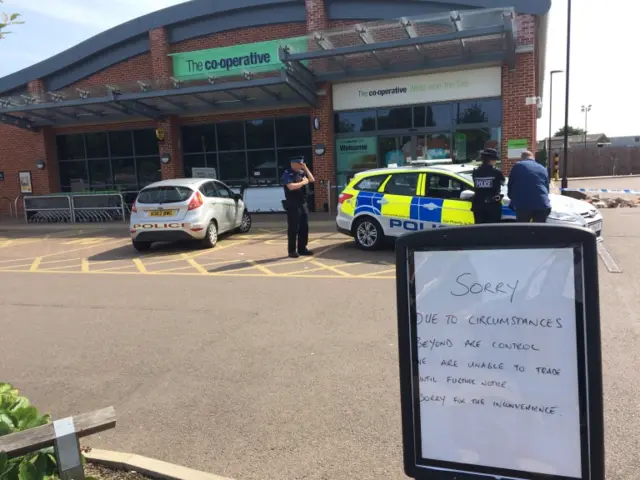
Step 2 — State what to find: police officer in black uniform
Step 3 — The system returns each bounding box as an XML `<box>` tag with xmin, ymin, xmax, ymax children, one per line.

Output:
<box><xmin>281</xmin><ymin>156</ymin><xmax>315</xmax><ymax>258</ymax></box>
<box><xmin>471</xmin><ymin>148</ymin><xmax>505</xmax><ymax>224</ymax></box>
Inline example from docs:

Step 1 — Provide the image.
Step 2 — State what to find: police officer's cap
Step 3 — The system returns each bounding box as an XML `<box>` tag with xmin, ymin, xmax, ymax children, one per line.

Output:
<box><xmin>289</xmin><ymin>156</ymin><xmax>305</xmax><ymax>164</ymax></box>
<box><xmin>481</xmin><ymin>148</ymin><xmax>499</xmax><ymax>161</ymax></box>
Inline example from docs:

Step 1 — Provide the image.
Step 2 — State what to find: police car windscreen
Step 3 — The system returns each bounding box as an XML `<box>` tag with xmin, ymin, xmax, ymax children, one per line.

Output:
<box><xmin>137</xmin><ymin>186</ymin><xmax>194</xmax><ymax>204</ymax></box>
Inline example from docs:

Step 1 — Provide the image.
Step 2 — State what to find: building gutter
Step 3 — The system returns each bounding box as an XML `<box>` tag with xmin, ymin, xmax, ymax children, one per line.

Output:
<box><xmin>536</xmin><ymin>13</ymin><xmax>549</xmax><ymax>119</ymax></box>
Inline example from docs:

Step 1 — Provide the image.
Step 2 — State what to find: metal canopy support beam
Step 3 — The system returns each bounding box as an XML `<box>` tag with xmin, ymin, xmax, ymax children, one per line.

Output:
<box><xmin>23</xmin><ymin>111</ymin><xmax>55</xmax><ymax>123</ymax></box>
<box><xmin>450</xmin><ymin>11</ymin><xmax>468</xmax><ymax>53</ymax></box>
<box><xmin>157</xmin><ymin>96</ymin><xmax>185</xmax><ymax>110</ymax></box>
<box><xmin>314</xmin><ymin>51</ymin><xmax>505</xmax><ymax>83</ymax></box>
<box><xmin>259</xmin><ymin>86</ymin><xmax>281</xmax><ymax>100</ymax></box>
<box><xmin>112</xmin><ymin>98</ymin><xmax>163</xmax><ymax>120</ymax></box>
<box><xmin>0</xmin><ymin>113</ymin><xmax>40</xmax><ymax>132</ymax></box>
<box><xmin>225</xmin><ymin>91</ymin><xmax>247</xmax><ymax>103</ymax></box>
<box><xmin>282</xmin><ymin>71</ymin><xmax>317</xmax><ymax>107</ymax></box>
<box><xmin>400</xmin><ymin>18</ymin><xmax>422</xmax><ymax>54</ymax></box>
<box><xmin>102</xmin><ymin>103</ymin><xmax>132</xmax><ymax>115</ymax></box>
<box><xmin>355</xmin><ymin>25</ymin><xmax>386</xmax><ymax>68</ymax></box>
<box><xmin>503</xmin><ymin>14</ymin><xmax>516</xmax><ymax>70</ymax></box>
<box><xmin>54</xmin><ymin>110</ymin><xmax>79</xmax><ymax>120</ymax></box>
<box><xmin>313</xmin><ymin>33</ymin><xmax>348</xmax><ymax>72</ymax></box>
<box><xmin>284</xmin><ymin>25</ymin><xmax>505</xmax><ymax>62</ymax></box>
<box><xmin>0</xmin><ymin>77</ymin><xmax>287</xmax><ymax>116</ymax></box>
<box><xmin>192</xmin><ymin>94</ymin><xmax>217</xmax><ymax>107</ymax></box>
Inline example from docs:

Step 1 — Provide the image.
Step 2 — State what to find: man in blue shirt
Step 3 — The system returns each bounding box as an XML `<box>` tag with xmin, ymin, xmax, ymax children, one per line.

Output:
<box><xmin>507</xmin><ymin>151</ymin><xmax>552</xmax><ymax>223</ymax></box>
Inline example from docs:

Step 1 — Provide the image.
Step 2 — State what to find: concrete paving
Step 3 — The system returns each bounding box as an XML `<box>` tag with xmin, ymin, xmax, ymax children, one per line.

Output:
<box><xmin>0</xmin><ymin>212</ymin><xmax>638</xmax><ymax>480</ymax></box>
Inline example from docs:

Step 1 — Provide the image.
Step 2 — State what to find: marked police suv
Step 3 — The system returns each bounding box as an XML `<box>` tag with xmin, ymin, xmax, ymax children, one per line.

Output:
<box><xmin>130</xmin><ymin>178</ymin><xmax>251</xmax><ymax>251</ymax></box>
<box><xmin>336</xmin><ymin>163</ymin><xmax>604</xmax><ymax>250</ymax></box>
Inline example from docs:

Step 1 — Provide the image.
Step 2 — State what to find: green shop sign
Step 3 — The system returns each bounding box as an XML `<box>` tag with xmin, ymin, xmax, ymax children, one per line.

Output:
<box><xmin>170</xmin><ymin>37</ymin><xmax>308</xmax><ymax>80</ymax></box>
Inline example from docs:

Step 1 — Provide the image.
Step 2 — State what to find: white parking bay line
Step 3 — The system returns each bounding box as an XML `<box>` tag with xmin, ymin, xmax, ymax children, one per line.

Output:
<box><xmin>597</xmin><ymin>243</ymin><xmax>622</xmax><ymax>273</ymax></box>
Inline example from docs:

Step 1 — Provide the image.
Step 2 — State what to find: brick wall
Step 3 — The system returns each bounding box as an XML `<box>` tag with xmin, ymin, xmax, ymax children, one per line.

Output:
<box><xmin>71</xmin><ymin>54</ymin><xmax>153</xmax><ymax>90</ymax></box>
<box><xmin>501</xmin><ymin>52</ymin><xmax>537</xmax><ymax>174</ymax></box>
<box><xmin>170</xmin><ymin>24</ymin><xmax>308</xmax><ymax>54</ymax></box>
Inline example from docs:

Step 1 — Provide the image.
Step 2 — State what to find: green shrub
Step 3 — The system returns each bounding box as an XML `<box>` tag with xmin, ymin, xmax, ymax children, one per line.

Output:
<box><xmin>0</xmin><ymin>383</ymin><xmax>60</xmax><ymax>480</ymax></box>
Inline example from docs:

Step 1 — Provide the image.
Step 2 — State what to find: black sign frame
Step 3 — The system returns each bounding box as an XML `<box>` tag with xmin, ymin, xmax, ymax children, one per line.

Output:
<box><xmin>395</xmin><ymin>224</ymin><xmax>605</xmax><ymax>480</ymax></box>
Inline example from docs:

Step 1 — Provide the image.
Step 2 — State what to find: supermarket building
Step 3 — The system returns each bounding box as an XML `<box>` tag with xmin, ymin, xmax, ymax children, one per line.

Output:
<box><xmin>0</xmin><ymin>0</ymin><xmax>551</xmax><ymax>212</ymax></box>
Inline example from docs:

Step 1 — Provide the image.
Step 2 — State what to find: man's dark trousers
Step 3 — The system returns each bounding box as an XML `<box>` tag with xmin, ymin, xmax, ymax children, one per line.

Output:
<box><xmin>286</xmin><ymin>203</ymin><xmax>309</xmax><ymax>254</ymax></box>
<box><xmin>473</xmin><ymin>204</ymin><xmax>502</xmax><ymax>224</ymax></box>
<box><xmin>516</xmin><ymin>209</ymin><xmax>551</xmax><ymax>223</ymax></box>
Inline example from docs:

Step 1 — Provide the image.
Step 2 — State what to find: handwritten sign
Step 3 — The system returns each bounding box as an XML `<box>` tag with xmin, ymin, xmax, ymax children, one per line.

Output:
<box><xmin>415</xmin><ymin>248</ymin><xmax>580</xmax><ymax>476</ymax></box>
<box><xmin>396</xmin><ymin>225</ymin><xmax>605</xmax><ymax>480</ymax></box>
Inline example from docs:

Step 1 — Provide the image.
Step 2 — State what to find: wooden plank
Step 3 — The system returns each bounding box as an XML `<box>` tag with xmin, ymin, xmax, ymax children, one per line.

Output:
<box><xmin>0</xmin><ymin>406</ymin><xmax>116</xmax><ymax>458</ymax></box>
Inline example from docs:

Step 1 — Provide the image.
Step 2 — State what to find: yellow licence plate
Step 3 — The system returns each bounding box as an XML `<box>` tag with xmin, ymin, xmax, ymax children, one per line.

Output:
<box><xmin>149</xmin><ymin>210</ymin><xmax>175</xmax><ymax>217</ymax></box>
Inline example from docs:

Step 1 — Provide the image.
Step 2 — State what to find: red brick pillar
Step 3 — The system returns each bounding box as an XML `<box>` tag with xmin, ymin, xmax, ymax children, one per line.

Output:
<box><xmin>501</xmin><ymin>15</ymin><xmax>538</xmax><ymax>174</ymax></box>
<box><xmin>311</xmin><ymin>86</ymin><xmax>334</xmax><ymax>212</ymax></box>
<box><xmin>305</xmin><ymin>0</ymin><xmax>334</xmax><ymax>212</ymax></box>
<box><xmin>158</xmin><ymin>116</ymin><xmax>182</xmax><ymax>179</ymax></box>
<box><xmin>20</xmin><ymin>80</ymin><xmax>60</xmax><ymax>195</ymax></box>
<box><xmin>149</xmin><ymin>28</ymin><xmax>183</xmax><ymax>179</ymax></box>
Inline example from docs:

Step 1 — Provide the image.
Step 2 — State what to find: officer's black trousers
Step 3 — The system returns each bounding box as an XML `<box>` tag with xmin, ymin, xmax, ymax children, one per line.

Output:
<box><xmin>473</xmin><ymin>204</ymin><xmax>502</xmax><ymax>224</ymax></box>
<box><xmin>286</xmin><ymin>203</ymin><xmax>309</xmax><ymax>254</ymax></box>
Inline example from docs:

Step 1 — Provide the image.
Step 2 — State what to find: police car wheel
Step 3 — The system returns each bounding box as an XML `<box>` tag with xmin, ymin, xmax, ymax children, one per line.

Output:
<box><xmin>132</xmin><ymin>240</ymin><xmax>152</xmax><ymax>252</ymax></box>
<box><xmin>237</xmin><ymin>210</ymin><xmax>252</xmax><ymax>233</ymax></box>
<box><xmin>354</xmin><ymin>217</ymin><xmax>383</xmax><ymax>250</ymax></box>
<box><xmin>202</xmin><ymin>221</ymin><xmax>218</xmax><ymax>248</ymax></box>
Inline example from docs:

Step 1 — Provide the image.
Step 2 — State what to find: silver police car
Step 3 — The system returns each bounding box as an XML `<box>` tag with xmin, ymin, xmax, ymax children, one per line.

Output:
<box><xmin>130</xmin><ymin>178</ymin><xmax>251</xmax><ymax>251</ymax></box>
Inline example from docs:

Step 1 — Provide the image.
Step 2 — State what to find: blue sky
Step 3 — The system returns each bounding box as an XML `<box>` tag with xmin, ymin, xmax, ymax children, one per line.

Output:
<box><xmin>0</xmin><ymin>0</ymin><xmax>634</xmax><ymax>137</ymax></box>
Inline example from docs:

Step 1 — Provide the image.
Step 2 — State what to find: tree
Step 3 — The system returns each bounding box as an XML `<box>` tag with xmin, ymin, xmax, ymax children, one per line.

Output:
<box><xmin>554</xmin><ymin>125</ymin><xmax>586</xmax><ymax>137</ymax></box>
<box><xmin>0</xmin><ymin>1</ymin><xmax>23</xmax><ymax>40</ymax></box>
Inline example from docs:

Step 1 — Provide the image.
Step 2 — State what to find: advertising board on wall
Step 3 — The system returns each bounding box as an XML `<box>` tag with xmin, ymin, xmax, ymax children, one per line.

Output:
<box><xmin>171</xmin><ymin>37</ymin><xmax>308</xmax><ymax>81</ymax></box>
<box><xmin>332</xmin><ymin>67</ymin><xmax>502</xmax><ymax>111</ymax></box>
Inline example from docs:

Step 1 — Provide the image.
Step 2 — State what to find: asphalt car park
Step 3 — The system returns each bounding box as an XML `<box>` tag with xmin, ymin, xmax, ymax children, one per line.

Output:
<box><xmin>0</xmin><ymin>224</ymin><xmax>396</xmax><ymax>279</ymax></box>
<box><xmin>1</xmin><ymin>210</ymin><xmax>639</xmax><ymax>480</ymax></box>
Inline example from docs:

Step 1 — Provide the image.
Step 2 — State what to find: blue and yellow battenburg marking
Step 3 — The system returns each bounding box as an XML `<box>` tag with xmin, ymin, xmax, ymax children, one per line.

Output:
<box><xmin>339</xmin><ymin>173</ymin><xmax>516</xmax><ymax>231</ymax></box>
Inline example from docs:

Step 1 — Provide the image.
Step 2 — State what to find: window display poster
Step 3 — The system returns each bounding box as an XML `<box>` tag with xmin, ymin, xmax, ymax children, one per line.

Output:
<box><xmin>336</xmin><ymin>137</ymin><xmax>378</xmax><ymax>172</ymax></box>
<box><xmin>454</xmin><ymin>133</ymin><xmax>467</xmax><ymax>161</ymax></box>
<box><xmin>19</xmin><ymin>171</ymin><xmax>33</xmax><ymax>194</ymax></box>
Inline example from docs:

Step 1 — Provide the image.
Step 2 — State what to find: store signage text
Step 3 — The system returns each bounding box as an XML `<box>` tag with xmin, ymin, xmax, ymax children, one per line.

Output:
<box><xmin>170</xmin><ymin>37</ymin><xmax>308</xmax><ymax>80</ymax></box>
<box><xmin>333</xmin><ymin>67</ymin><xmax>500</xmax><ymax>111</ymax></box>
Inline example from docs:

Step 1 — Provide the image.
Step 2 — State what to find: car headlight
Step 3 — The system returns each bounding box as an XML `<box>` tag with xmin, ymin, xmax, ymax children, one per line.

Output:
<box><xmin>548</xmin><ymin>211</ymin><xmax>582</xmax><ymax>222</ymax></box>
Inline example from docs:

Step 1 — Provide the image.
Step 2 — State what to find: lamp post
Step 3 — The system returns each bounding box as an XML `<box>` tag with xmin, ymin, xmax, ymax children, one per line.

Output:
<box><xmin>581</xmin><ymin>104</ymin><xmax>592</xmax><ymax>147</ymax></box>
<box><xmin>561</xmin><ymin>0</ymin><xmax>572</xmax><ymax>191</ymax></box>
<box><xmin>548</xmin><ymin>70</ymin><xmax>564</xmax><ymax>175</ymax></box>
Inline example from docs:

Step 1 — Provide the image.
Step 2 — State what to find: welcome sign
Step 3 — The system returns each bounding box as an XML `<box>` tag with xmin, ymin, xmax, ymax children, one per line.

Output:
<box><xmin>171</xmin><ymin>37</ymin><xmax>308</xmax><ymax>80</ymax></box>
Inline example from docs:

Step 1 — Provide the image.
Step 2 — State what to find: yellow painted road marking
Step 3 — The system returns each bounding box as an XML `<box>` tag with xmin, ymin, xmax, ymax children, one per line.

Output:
<box><xmin>62</xmin><ymin>237</ymin><xmax>110</xmax><ymax>246</ymax></box>
<box><xmin>181</xmin><ymin>254</ymin><xmax>209</xmax><ymax>274</ymax></box>
<box><xmin>133</xmin><ymin>259</ymin><xmax>147</xmax><ymax>273</ymax></box>
<box><xmin>0</xmin><ymin>268</ymin><xmax>393</xmax><ymax>279</ymax></box>
<box><xmin>29</xmin><ymin>257</ymin><xmax>42</xmax><ymax>272</ymax></box>
<box><xmin>248</xmin><ymin>259</ymin><xmax>275</xmax><ymax>276</ymax></box>
<box><xmin>360</xmin><ymin>267</ymin><xmax>396</xmax><ymax>277</ymax></box>
<box><xmin>81</xmin><ymin>259</ymin><xmax>90</xmax><ymax>272</ymax></box>
<box><xmin>309</xmin><ymin>259</ymin><xmax>351</xmax><ymax>277</ymax></box>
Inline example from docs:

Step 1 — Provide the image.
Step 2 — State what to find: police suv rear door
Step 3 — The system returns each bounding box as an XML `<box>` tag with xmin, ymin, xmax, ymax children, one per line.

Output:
<box><xmin>379</xmin><ymin>172</ymin><xmax>424</xmax><ymax>236</ymax></box>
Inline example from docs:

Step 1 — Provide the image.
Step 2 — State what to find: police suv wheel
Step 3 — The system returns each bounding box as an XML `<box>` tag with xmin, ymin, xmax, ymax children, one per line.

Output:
<box><xmin>202</xmin><ymin>221</ymin><xmax>218</xmax><ymax>249</ymax></box>
<box><xmin>237</xmin><ymin>210</ymin><xmax>251</xmax><ymax>233</ymax></box>
<box><xmin>354</xmin><ymin>217</ymin><xmax>383</xmax><ymax>250</ymax></box>
<box><xmin>132</xmin><ymin>240</ymin><xmax>151</xmax><ymax>252</ymax></box>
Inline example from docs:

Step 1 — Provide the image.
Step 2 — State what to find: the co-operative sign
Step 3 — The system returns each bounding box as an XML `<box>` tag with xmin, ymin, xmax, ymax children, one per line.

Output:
<box><xmin>170</xmin><ymin>38</ymin><xmax>308</xmax><ymax>80</ymax></box>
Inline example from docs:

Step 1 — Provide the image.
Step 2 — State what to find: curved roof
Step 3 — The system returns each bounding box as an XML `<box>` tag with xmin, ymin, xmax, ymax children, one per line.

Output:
<box><xmin>0</xmin><ymin>0</ymin><xmax>550</xmax><ymax>95</ymax></box>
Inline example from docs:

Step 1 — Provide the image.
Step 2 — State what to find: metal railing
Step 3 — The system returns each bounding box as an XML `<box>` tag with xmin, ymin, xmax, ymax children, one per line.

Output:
<box><xmin>24</xmin><ymin>195</ymin><xmax>73</xmax><ymax>223</ymax></box>
<box><xmin>0</xmin><ymin>196</ymin><xmax>14</xmax><ymax>218</ymax></box>
<box><xmin>22</xmin><ymin>193</ymin><xmax>127</xmax><ymax>224</ymax></box>
<box><xmin>72</xmin><ymin>193</ymin><xmax>126</xmax><ymax>223</ymax></box>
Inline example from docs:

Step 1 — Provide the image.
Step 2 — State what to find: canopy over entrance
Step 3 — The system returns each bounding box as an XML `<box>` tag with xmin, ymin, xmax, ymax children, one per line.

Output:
<box><xmin>281</xmin><ymin>7</ymin><xmax>516</xmax><ymax>82</ymax></box>
<box><xmin>0</xmin><ymin>7</ymin><xmax>515</xmax><ymax>131</ymax></box>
